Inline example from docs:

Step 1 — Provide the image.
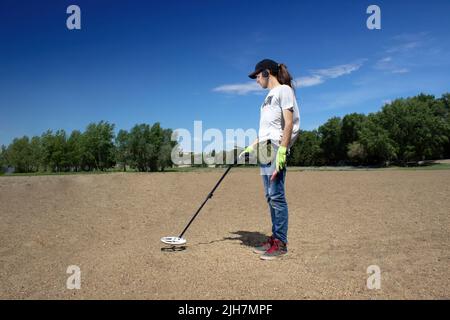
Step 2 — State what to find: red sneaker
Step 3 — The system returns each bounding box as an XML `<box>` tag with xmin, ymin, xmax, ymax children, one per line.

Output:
<box><xmin>260</xmin><ymin>239</ymin><xmax>288</xmax><ymax>260</ymax></box>
<box><xmin>253</xmin><ymin>235</ymin><xmax>274</xmax><ymax>254</ymax></box>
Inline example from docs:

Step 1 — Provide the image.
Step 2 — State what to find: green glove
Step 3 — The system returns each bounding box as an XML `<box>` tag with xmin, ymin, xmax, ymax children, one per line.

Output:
<box><xmin>239</xmin><ymin>145</ymin><xmax>254</xmax><ymax>159</ymax></box>
<box><xmin>275</xmin><ymin>146</ymin><xmax>287</xmax><ymax>171</ymax></box>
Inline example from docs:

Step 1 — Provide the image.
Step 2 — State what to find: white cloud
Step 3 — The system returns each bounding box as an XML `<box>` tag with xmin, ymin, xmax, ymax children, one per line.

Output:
<box><xmin>375</xmin><ymin>57</ymin><xmax>392</xmax><ymax>70</ymax></box>
<box><xmin>391</xmin><ymin>32</ymin><xmax>428</xmax><ymax>42</ymax></box>
<box><xmin>302</xmin><ymin>73</ymin><xmax>436</xmax><ymax>114</ymax></box>
<box><xmin>311</xmin><ymin>60</ymin><xmax>365</xmax><ymax>79</ymax></box>
<box><xmin>294</xmin><ymin>60</ymin><xmax>365</xmax><ymax>88</ymax></box>
<box><xmin>213</xmin><ymin>59</ymin><xmax>366</xmax><ymax>95</ymax></box>
<box><xmin>386</xmin><ymin>41</ymin><xmax>421</xmax><ymax>53</ymax></box>
<box><xmin>391</xmin><ymin>68</ymin><xmax>409</xmax><ymax>74</ymax></box>
<box><xmin>212</xmin><ymin>82</ymin><xmax>262</xmax><ymax>95</ymax></box>
<box><xmin>375</xmin><ymin>56</ymin><xmax>391</xmax><ymax>67</ymax></box>
<box><xmin>295</xmin><ymin>75</ymin><xmax>324</xmax><ymax>88</ymax></box>
<box><xmin>385</xmin><ymin>32</ymin><xmax>429</xmax><ymax>54</ymax></box>
<box><xmin>375</xmin><ymin>56</ymin><xmax>409</xmax><ymax>74</ymax></box>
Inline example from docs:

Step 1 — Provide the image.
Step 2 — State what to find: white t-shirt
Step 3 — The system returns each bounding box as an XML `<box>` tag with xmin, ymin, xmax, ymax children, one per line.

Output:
<box><xmin>258</xmin><ymin>84</ymin><xmax>300</xmax><ymax>148</ymax></box>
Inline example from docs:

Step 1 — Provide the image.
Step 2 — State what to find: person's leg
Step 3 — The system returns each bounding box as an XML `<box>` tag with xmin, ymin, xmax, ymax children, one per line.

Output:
<box><xmin>252</xmin><ymin>170</ymin><xmax>276</xmax><ymax>254</ymax></box>
<box><xmin>261</xmin><ymin>171</ymin><xmax>276</xmax><ymax>236</ymax></box>
<box><xmin>259</xmin><ymin>167</ymin><xmax>288</xmax><ymax>260</ymax></box>
<box><xmin>268</xmin><ymin>167</ymin><xmax>288</xmax><ymax>245</ymax></box>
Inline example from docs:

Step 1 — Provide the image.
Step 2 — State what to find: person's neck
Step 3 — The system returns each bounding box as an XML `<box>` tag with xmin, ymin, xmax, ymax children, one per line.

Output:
<box><xmin>267</xmin><ymin>78</ymin><xmax>281</xmax><ymax>90</ymax></box>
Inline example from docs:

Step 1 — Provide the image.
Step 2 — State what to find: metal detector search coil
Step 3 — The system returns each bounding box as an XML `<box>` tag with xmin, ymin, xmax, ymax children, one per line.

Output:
<box><xmin>160</xmin><ymin>236</ymin><xmax>187</xmax><ymax>245</ymax></box>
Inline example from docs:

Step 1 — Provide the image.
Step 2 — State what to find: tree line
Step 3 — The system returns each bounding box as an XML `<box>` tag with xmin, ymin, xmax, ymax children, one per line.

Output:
<box><xmin>288</xmin><ymin>93</ymin><xmax>450</xmax><ymax>166</ymax></box>
<box><xmin>0</xmin><ymin>121</ymin><xmax>176</xmax><ymax>173</ymax></box>
<box><xmin>1</xmin><ymin>93</ymin><xmax>449</xmax><ymax>173</ymax></box>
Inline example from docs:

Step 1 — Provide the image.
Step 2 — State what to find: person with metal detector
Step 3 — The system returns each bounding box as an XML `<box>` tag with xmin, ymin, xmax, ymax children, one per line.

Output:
<box><xmin>160</xmin><ymin>59</ymin><xmax>299</xmax><ymax>257</ymax></box>
<box><xmin>240</xmin><ymin>59</ymin><xmax>300</xmax><ymax>260</ymax></box>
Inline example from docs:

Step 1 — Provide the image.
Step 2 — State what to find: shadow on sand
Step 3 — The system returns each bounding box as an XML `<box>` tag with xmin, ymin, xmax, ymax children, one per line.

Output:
<box><xmin>161</xmin><ymin>231</ymin><xmax>268</xmax><ymax>252</ymax></box>
<box><xmin>221</xmin><ymin>231</ymin><xmax>268</xmax><ymax>247</ymax></box>
<box><xmin>160</xmin><ymin>245</ymin><xmax>187</xmax><ymax>252</ymax></box>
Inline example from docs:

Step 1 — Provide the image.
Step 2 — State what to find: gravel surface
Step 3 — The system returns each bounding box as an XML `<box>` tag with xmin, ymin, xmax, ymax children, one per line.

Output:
<box><xmin>0</xmin><ymin>168</ymin><xmax>449</xmax><ymax>299</ymax></box>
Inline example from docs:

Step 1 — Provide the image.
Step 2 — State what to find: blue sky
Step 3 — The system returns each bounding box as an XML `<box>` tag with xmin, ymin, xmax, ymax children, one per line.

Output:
<box><xmin>1</xmin><ymin>0</ymin><xmax>449</xmax><ymax>150</ymax></box>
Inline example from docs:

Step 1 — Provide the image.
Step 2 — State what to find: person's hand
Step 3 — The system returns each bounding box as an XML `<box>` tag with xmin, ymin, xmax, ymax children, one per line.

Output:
<box><xmin>270</xmin><ymin>146</ymin><xmax>287</xmax><ymax>181</ymax></box>
<box><xmin>275</xmin><ymin>145</ymin><xmax>287</xmax><ymax>172</ymax></box>
<box><xmin>238</xmin><ymin>145</ymin><xmax>254</xmax><ymax>159</ymax></box>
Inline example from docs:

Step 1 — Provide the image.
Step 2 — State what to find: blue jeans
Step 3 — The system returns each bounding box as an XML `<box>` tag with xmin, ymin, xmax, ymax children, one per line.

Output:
<box><xmin>260</xmin><ymin>165</ymin><xmax>289</xmax><ymax>245</ymax></box>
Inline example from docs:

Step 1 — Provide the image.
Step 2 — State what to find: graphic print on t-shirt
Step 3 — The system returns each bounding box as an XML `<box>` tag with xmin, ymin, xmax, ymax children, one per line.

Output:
<box><xmin>262</xmin><ymin>95</ymin><xmax>273</xmax><ymax>108</ymax></box>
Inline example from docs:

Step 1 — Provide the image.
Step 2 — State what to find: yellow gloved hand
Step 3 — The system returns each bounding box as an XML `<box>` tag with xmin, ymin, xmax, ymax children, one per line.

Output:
<box><xmin>238</xmin><ymin>145</ymin><xmax>254</xmax><ymax>159</ymax></box>
<box><xmin>275</xmin><ymin>146</ymin><xmax>287</xmax><ymax>172</ymax></box>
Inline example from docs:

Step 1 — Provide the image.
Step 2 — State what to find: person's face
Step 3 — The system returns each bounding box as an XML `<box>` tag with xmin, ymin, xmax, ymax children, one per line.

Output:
<box><xmin>256</xmin><ymin>71</ymin><xmax>269</xmax><ymax>89</ymax></box>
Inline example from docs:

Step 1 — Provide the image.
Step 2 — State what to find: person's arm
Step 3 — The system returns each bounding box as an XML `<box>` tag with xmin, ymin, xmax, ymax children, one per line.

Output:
<box><xmin>239</xmin><ymin>138</ymin><xmax>259</xmax><ymax>159</ymax></box>
<box><xmin>280</xmin><ymin>109</ymin><xmax>294</xmax><ymax>148</ymax></box>
<box><xmin>249</xmin><ymin>138</ymin><xmax>259</xmax><ymax>148</ymax></box>
<box><xmin>271</xmin><ymin>88</ymin><xmax>295</xmax><ymax>180</ymax></box>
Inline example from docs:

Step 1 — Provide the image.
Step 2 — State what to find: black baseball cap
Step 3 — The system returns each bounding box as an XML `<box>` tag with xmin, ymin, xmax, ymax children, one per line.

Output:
<box><xmin>248</xmin><ymin>59</ymin><xmax>279</xmax><ymax>79</ymax></box>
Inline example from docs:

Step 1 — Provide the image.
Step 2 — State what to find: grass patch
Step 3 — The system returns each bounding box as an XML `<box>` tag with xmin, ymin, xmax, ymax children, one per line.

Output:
<box><xmin>2</xmin><ymin>171</ymin><xmax>117</xmax><ymax>177</ymax></box>
<box><xmin>387</xmin><ymin>163</ymin><xmax>450</xmax><ymax>171</ymax></box>
<box><xmin>2</xmin><ymin>163</ymin><xmax>450</xmax><ymax>177</ymax></box>
<box><xmin>0</xmin><ymin>166</ymin><xmax>234</xmax><ymax>177</ymax></box>
<box><xmin>289</xmin><ymin>163</ymin><xmax>450</xmax><ymax>171</ymax></box>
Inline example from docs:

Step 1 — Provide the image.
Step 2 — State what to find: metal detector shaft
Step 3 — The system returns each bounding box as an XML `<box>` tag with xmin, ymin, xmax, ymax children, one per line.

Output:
<box><xmin>178</xmin><ymin>165</ymin><xmax>233</xmax><ymax>238</ymax></box>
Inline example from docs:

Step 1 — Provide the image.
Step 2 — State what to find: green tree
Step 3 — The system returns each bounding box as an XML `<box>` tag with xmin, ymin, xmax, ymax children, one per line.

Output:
<box><xmin>115</xmin><ymin>129</ymin><xmax>130</xmax><ymax>172</ymax></box>
<box><xmin>0</xmin><ymin>145</ymin><xmax>8</xmax><ymax>173</ymax></box>
<box><xmin>378</xmin><ymin>94</ymin><xmax>448</xmax><ymax>163</ymax></box>
<box><xmin>438</xmin><ymin>93</ymin><xmax>450</xmax><ymax>158</ymax></box>
<box><xmin>127</xmin><ymin>123</ymin><xmax>173</xmax><ymax>172</ymax></box>
<box><xmin>359</xmin><ymin>114</ymin><xmax>397</xmax><ymax>165</ymax></box>
<box><xmin>341</xmin><ymin>113</ymin><xmax>367</xmax><ymax>161</ymax></box>
<box><xmin>288</xmin><ymin>130</ymin><xmax>324</xmax><ymax>166</ymax></box>
<box><xmin>147</xmin><ymin>123</ymin><xmax>164</xmax><ymax>171</ymax></box>
<box><xmin>318</xmin><ymin>117</ymin><xmax>345</xmax><ymax>165</ymax></box>
<box><xmin>83</xmin><ymin>121</ymin><xmax>116</xmax><ymax>170</ymax></box>
<box><xmin>41</xmin><ymin>130</ymin><xmax>70</xmax><ymax>172</ymax></box>
<box><xmin>128</xmin><ymin>124</ymin><xmax>152</xmax><ymax>172</ymax></box>
<box><xmin>29</xmin><ymin>136</ymin><xmax>44</xmax><ymax>172</ymax></box>
<box><xmin>342</xmin><ymin>113</ymin><xmax>366</xmax><ymax>145</ymax></box>
<box><xmin>158</xmin><ymin>128</ymin><xmax>176</xmax><ymax>171</ymax></box>
<box><xmin>6</xmin><ymin>136</ymin><xmax>33</xmax><ymax>173</ymax></box>
<box><xmin>67</xmin><ymin>130</ymin><xmax>84</xmax><ymax>172</ymax></box>
<box><xmin>347</xmin><ymin>141</ymin><xmax>367</xmax><ymax>164</ymax></box>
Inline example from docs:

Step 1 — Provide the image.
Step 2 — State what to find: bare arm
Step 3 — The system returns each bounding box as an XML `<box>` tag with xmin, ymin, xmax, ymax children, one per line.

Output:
<box><xmin>270</xmin><ymin>109</ymin><xmax>293</xmax><ymax>180</ymax></box>
<box><xmin>249</xmin><ymin>138</ymin><xmax>259</xmax><ymax>148</ymax></box>
<box><xmin>280</xmin><ymin>109</ymin><xmax>294</xmax><ymax>148</ymax></box>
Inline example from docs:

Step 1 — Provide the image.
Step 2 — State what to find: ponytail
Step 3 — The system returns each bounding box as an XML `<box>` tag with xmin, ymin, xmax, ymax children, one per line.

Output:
<box><xmin>276</xmin><ymin>63</ymin><xmax>295</xmax><ymax>93</ymax></box>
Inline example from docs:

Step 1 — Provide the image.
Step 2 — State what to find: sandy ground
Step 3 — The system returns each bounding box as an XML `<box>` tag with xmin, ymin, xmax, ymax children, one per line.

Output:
<box><xmin>0</xmin><ymin>168</ymin><xmax>449</xmax><ymax>299</ymax></box>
